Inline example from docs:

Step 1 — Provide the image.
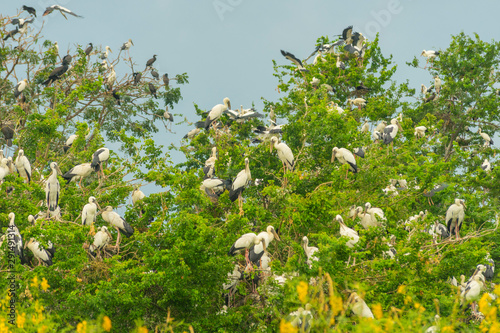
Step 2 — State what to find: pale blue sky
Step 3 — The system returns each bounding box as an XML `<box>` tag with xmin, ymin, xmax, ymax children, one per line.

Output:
<box><xmin>4</xmin><ymin>1</ymin><xmax>499</xmax><ymax>199</ymax></box>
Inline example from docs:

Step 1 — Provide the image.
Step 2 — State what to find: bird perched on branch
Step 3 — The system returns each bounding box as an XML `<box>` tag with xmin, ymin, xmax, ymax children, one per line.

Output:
<box><xmin>145</xmin><ymin>55</ymin><xmax>157</xmax><ymax>69</ymax></box>
<box><xmin>43</xmin><ymin>63</ymin><xmax>69</xmax><ymax>85</ymax></box>
<box><xmin>22</xmin><ymin>5</ymin><xmax>37</xmax><ymax>17</ymax></box>
<box><xmin>446</xmin><ymin>199</ymin><xmax>465</xmax><ymax>239</ymax></box>
<box><xmin>14</xmin><ymin>79</ymin><xmax>28</xmax><ymax>98</ymax></box>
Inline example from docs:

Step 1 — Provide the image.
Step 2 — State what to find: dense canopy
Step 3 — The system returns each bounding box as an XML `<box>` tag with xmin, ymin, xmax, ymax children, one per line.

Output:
<box><xmin>1</xmin><ymin>7</ymin><xmax>500</xmax><ymax>333</ymax></box>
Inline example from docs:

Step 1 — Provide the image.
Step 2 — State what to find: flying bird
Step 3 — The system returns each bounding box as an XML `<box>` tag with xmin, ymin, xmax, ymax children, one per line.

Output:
<box><xmin>280</xmin><ymin>50</ymin><xmax>308</xmax><ymax>72</ymax></box>
<box><xmin>23</xmin><ymin>5</ymin><xmax>37</xmax><ymax>17</ymax></box>
<box><xmin>43</xmin><ymin>5</ymin><xmax>83</xmax><ymax>18</ymax></box>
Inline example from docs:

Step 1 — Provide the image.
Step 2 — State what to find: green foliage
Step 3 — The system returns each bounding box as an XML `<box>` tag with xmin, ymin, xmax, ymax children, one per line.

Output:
<box><xmin>0</xmin><ymin>11</ymin><xmax>499</xmax><ymax>333</ymax></box>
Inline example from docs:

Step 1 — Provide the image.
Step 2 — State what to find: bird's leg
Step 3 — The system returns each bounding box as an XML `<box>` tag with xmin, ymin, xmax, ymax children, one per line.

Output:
<box><xmin>245</xmin><ymin>249</ymin><xmax>251</xmax><ymax>266</ymax></box>
<box><xmin>346</xmin><ymin>256</ymin><xmax>351</xmax><ymax>267</ymax></box>
<box><xmin>345</xmin><ymin>168</ymin><xmax>349</xmax><ymax>180</ymax></box>
<box><xmin>114</xmin><ymin>226</ymin><xmax>121</xmax><ymax>252</ymax></box>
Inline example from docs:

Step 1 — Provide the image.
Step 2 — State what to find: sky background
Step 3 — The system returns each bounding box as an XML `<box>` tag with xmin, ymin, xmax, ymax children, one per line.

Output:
<box><xmin>4</xmin><ymin>0</ymin><xmax>500</xmax><ymax>203</ymax></box>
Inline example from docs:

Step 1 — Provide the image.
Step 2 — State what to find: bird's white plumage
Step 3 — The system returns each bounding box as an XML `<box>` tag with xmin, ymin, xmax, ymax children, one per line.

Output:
<box><xmin>205</xmin><ymin>98</ymin><xmax>231</xmax><ymax>129</ymax></box>
<box><xmin>89</xmin><ymin>226</ymin><xmax>112</xmax><ymax>255</ymax></box>
<box><xmin>331</xmin><ymin>147</ymin><xmax>357</xmax><ymax>173</ymax></box>
<box><xmin>82</xmin><ymin>196</ymin><xmax>98</xmax><ymax>225</ymax></box>
<box><xmin>336</xmin><ymin>215</ymin><xmax>359</xmax><ymax>248</ymax></box>
<box><xmin>271</xmin><ymin>136</ymin><xmax>294</xmax><ymax>171</ymax></box>
<box><xmin>414</xmin><ymin>126</ymin><xmax>427</xmax><ymax>138</ymax></box>
<box><xmin>132</xmin><ymin>188</ymin><xmax>145</xmax><ymax>205</ymax></box>
<box><xmin>302</xmin><ymin>236</ymin><xmax>319</xmax><ymax>268</ymax></box>
<box><xmin>478</xmin><ymin>128</ymin><xmax>493</xmax><ymax>146</ymax></box>
<box><xmin>15</xmin><ymin>149</ymin><xmax>31</xmax><ymax>183</ymax></box>
<box><xmin>63</xmin><ymin>163</ymin><xmax>93</xmax><ymax>183</ymax></box>
<box><xmin>446</xmin><ymin>199</ymin><xmax>465</xmax><ymax>238</ymax></box>
<box><xmin>347</xmin><ymin>292</ymin><xmax>374</xmax><ymax>318</ymax></box>
<box><xmin>46</xmin><ymin>162</ymin><xmax>61</xmax><ymax>211</ymax></box>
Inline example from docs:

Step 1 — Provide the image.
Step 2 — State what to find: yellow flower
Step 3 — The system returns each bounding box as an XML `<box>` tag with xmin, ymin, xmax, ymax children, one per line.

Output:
<box><xmin>17</xmin><ymin>312</ymin><xmax>26</xmax><ymax>328</ymax></box>
<box><xmin>441</xmin><ymin>325</ymin><xmax>454</xmax><ymax>333</ymax></box>
<box><xmin>77</xmin><ymin>320</ymin><xmax>88</xmax><ymax>333</ymax></box>
<box><xmin>280</xmin><ymin>319</ymin><xmax>298</xmax><ymax>333</ymax></box>
<box><xmin>37</xmin><ymin>325</ymin><xmax>49</xmax><ymax>333</ymax></box>
<box><xmin>372</xmin><ymin>303</ymin><xmax>383</xmax><ymax>319</ymax></box>
<box><xmin>414</xmin><ymin>302</ymin><xmax>425</xmax><ymax>313</ymax></box>
<box><xmin>102</xmin><ymin>316</ymin><xmax>112</xmax><ymax>332</ymax></box>
<box><xmin>138</xmin><ymin>327</ymin><xmax>148</xmax><ymax>333</ymax></box>
<box><xmin>40</xmin><ymin>278</ymin><xmax>50</xmax><ymax>291</ymax></box>
<box><xmin>331</xmin><ymin>295</ymin><xmax>343</xmax><ymax>316</ymax></box>
<box><xmin>495</xmin><ymin>284</ymin><xmax>500</xmax><ymax>297</ymax></box>
<box><xmin>297</xmin><ymin>281</ymin><xmax>308</xmax><ymax>304</ymax></box>
<box><xmin>397</xmin><ymin>285</ymin><xmax>406</xmax><ymax>294</ymax></box>
<box><xmin>31</xmin><ymin>276</ymin><xmax>39</xmax><ymax>288</ymax></box>
<box><xmin>479</xmin><ymin>293</ymin><xmax>492</xmax><ymax>314</ymax></box>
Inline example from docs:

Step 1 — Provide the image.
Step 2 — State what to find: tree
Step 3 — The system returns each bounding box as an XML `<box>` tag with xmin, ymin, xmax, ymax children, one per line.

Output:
<box><xmin>1</xmin><ymin>7</ymin><xmax>500</xmax><ymax>332</ymax></box>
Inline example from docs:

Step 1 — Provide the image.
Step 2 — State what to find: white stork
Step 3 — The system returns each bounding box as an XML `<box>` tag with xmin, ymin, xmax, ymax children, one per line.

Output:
<box><xmin>89</xmin><ymin>226</ymin><xmax>112</xmax><ymax>258</ymax></box>
<box><xmin>361</xmin><ymin>120</ymin><xmax>369</xmax><ymax>133</ymax></box>
<box><xmin>105</xmin><ymin>65</ymin><xmax>116</xmax><ymax>87</ymax></box>
<box><xmin>82</xmin><ymin>196</ymin><xmax>99</xmax><ymax>225</ymax></box>
<box><xmin>446</xmin><ymin>199</ymin><xmax>465</xmax><ymax>239</ymax></box>
<box><xmin>228</xmin><ymin>233</ymin><xmax>265</xmax><ymax>265</ymax></box>
<box><xmin>382</xmin><ymin>118</ymin><xmax>403</xmax><ymax>146</ymax></box>
<box><xmin>132</xmin><ymin>187</ymin><xmax>146</xmax><ymax>206</ymax></box>
<box><xmin>27</xmin><ymin>238</ymin><xmax>54</xmax><ymax>266</ymax></box>
<box><xmin>248</xmin><ymin>226</ymin><xmax>280</xmax><ymax>265</ymax></box>
<box><xmin>91</xmin><ymin>148</ymin><xmax>110</xmax><ymax>173</ymax></box>
<box><xmin>62</xmin><ymin>162</ymin><xmax>93</xmax><ymax>186</ymax></box>
<box><xmin>229</xmin><ymin>158</ymin><xmax>251</xmax><ymax>215</ymax></box>
<box><xmin>347</xmin><ymin>292</ymin><xmax>374</xmax><ymax>318</ymax></box>
<box><xmin>347</xmin><ymin>98</ymin><xmax>366</xmax><ymax>109</ymax></box>
<box><xmin>204</xmin><ymin>98</ymin><xmax>231</xmax><ymax>130</ymax></box>
<box><xmin>102</xmin><ymin>206</ymin><xmax>134</xmax><ymax>242</ymax></box>
<box><xmin>200</xmin><ymin>178</ymin><xmax>230</xmax><ymax>200</ymax></box>
<box><xmin>46</xmin><ymin>162</ymin><xmax>62</xmax><ymax>213</ymax></box>
<box><xmin>270</xmin><ymin>136</ymin><xmax>294</xmax><ymax>172</ymax></box>
<box><xmin>302</xmin><ymin>236</ymin><xmax>319</xmax><ymax>269</ymax></box>
<box><xmin>414</xmin><ymin>126</ymin><xmax>427</xmax><ymax>138</ymax></box>
<box><xmin>336</xmin><ymin>215</ymin><xmax>359</xmax><ymax>248</ymax></box>
<box><xmin>478</xmin><ymin>128</ymin><xmax>494</xmax><ymax>146</ymax></box>
<box><xmin>421</xmin><ymin>50</ymin><xmax>439</xmax><ymax>67</ymax></box>
<box><xmin>331</xmin><ymin>147</ymin><xmax>357</xmax><ymax>177</ymax></box>
<box><xmin>203</xmin><ymin>147</ymin><xmax>217</xmax><ymax>178</ymax></box>
<box><xmin>362</xmin><ymin>202</ymin><xmax>386</xmax><ymax>229</ymax></box>
<box><xmin>43</xmin><ymin>5</ymin><xmax>83</xmax><ymax>18</ymax></box>
<box><xmin>460</xmin><ymin>275</ymin><xmax>483</xmax><ymax>314</ymax></box>
<box><xmin>0</xmin><ymin>158</ymin><xmax>11</xmax><ymax>182</ymax></box>
<box><xmin>434</xmin><ymin>76</ymin><xmax>442</xmax><ymax>94</ymax></box>
<box><xmin>481</xmin><ymin>159</ymin><xmax>491</xmax><ymax>172</ymax></box>
<box><xmin>280</xmin><ymin>50</ymin><xmax>308</xmax><ymax>72</ymax></box>
<box><xmin>120</xmin><ymin>39</ymin><xmax>134</xmax><ymax>51</ymax></box>
<box><xmin>15</xmin><ymin>149</ymin><xmax>31</xmax><ymax>183</ymax></box>
<box><xmin>14</xmin><ymin>79</ymin><xmax>28</xmax><ymax>98</ymax></box>
<box><xmin>7</xmin><ymin>213</ymin><xmax>25</xmax><ymax>263</ymax></box>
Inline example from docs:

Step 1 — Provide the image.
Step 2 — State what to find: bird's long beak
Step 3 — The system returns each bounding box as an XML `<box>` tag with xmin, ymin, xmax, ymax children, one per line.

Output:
<box><xmin>331</xmin><ymin>153</ymin><xmax>334</xmax><ymax>163</ymax></box>
<box><xmin>56</xmin><ymin>166</ymin><xmax>62</xmax><ymax>176</ymax></box>
<box><xmin>398</xmin><ymin>123</ymin><xmax>403</xmax><ymax>131</ymax></box>
<box><xmin>228</xmin><ymin>101</ymin><xmax>231</xmax><ymax>110</ymax></box>
<box><xmin>131</xmin><ymin>40</ymin><xmax>134</xmax><ymax>46</ymax></box>
<box><xmin>270</xmin><ymin>143</ymin><xmax>273</xmax><ymax>154</ymax></box>
<box><xmin>61</xmin><ymin>12</ymin><xmax>68</xmax><ymax>20</ymax></box>
<box><xmin>262</xmin><ymin>240</ymin><xmax>266</xmax><ymax>253</ymax></box>
<box><xmin>273</xmin><ymin>230</ymin><xmax>280</xmax><ymax>242</ymax></box>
